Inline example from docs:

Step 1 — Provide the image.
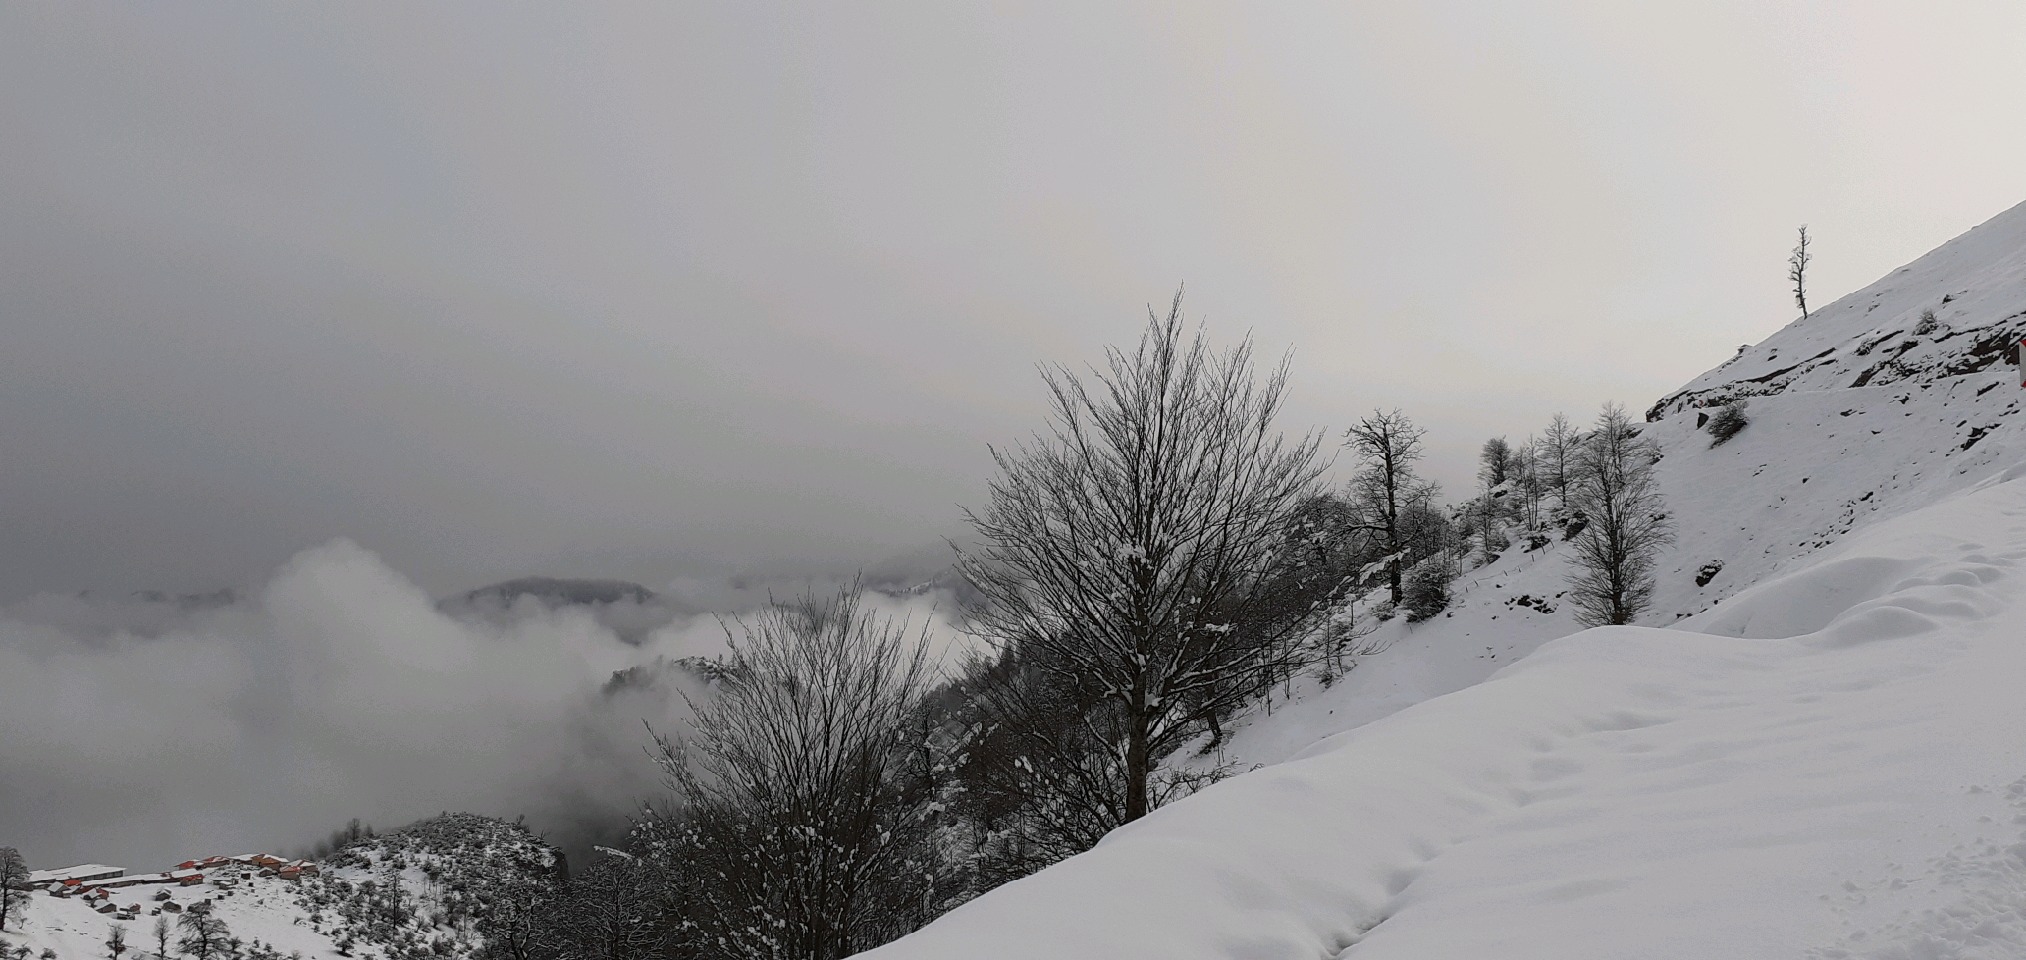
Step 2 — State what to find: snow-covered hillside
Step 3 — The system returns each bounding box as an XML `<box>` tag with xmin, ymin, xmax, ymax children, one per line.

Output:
<box><xmin>863</xmin><ymin>202</ymin><xmax>2026</xmax><ymax>958</ymax></box>
<box><xmin>0</xmin><ymin>815</ymin><xmax>555</xmax><ymax>960</ymax></box>
<box><xmin>1657</xmin><ymin>199</ymin><xmax>2026</xmax><ymax>411</ymax></box>
<box><xmin>4</xmin><ymin>865</ymin><xmax>348</xmax><ymax>960</ymax></box>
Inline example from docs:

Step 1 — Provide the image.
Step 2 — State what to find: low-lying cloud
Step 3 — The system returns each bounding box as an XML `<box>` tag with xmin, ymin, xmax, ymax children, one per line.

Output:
<box><xmin>0</xmin><ymin>539</ymin><xmax>968</xmax><ymax>871</ymax></box>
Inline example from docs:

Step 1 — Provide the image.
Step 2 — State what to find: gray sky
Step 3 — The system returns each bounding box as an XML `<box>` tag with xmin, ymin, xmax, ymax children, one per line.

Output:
<box><xmin>5</xmin><ymin>2</ymin><xmax>2024</xmax><ymax>600</ymax></box>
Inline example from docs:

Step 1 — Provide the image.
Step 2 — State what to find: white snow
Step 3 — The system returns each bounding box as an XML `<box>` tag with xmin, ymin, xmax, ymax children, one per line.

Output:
<box><xmin>24</xmin><ymin>866</ymin><xmax>123</xmax><ymax>885</ymax></box>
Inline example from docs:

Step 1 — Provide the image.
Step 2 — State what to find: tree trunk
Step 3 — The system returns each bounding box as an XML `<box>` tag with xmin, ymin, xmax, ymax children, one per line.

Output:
<box><xmin>1124</xmin><ymin>708</ymin><xmax>1150</xmax><ymax>823</ymax></box>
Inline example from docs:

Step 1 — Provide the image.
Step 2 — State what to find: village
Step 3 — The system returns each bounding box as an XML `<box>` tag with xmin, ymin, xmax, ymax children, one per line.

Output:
<box><xmin>26</xmin><ymin>856</ymin><xmax>321</xmax><ymax>924</ymax></box>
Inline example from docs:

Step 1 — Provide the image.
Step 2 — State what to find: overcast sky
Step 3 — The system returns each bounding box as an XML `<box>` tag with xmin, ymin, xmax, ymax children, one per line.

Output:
<box><xmin>4</xmin><ymin>2</ymin><xmax>2023</xmax><ymax>601</ymax></box>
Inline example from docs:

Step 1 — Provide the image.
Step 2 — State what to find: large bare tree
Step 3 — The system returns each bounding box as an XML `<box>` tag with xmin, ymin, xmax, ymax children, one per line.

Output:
<box><xmin>1536</xmin><ymin>413</ymin><xmax>1580</xmax><ymax>503</ymax></box>
<box><xmin>176</xmin><ymin>908</ymin><xmax>231</xmax><ymax>960</ymax></box>
<box><xmin>1565</xmin><ymin>404</ymin><xmax>1674</xmax><ymax>626</ymax></box>
<box><xmin>1343</xmin><ymin>409</ymin><xmax>1439</xmax><ymax>605</ymax></box>
<box><xmin>962</xmin><ymin>291</ymin><xmax>1329</xmax><ymax>825</ymax></box>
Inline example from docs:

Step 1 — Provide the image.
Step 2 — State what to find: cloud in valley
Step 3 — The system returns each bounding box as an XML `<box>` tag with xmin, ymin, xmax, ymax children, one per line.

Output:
<box><xmin>0</xmin><ymin>540</ymin><xmax>969</xmax><ymax>869</ymax></box>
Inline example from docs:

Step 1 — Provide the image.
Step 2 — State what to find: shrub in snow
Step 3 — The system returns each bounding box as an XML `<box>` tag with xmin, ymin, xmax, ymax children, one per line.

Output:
<box><xmin>1914</xmin><ymin>307</ymin><xmax>1940</xmax><ymax>336</ymax></box>
<box><xmin>1706</xmin><ymin>401</ymin><xmax>1750</xmax><ymax>446</ymax></box>
<box><xmin>1402</xmin><ymin>559</ymin><xmax>1453</xmax><ymax>623</ymax></box>
<box><xmin>1481</xmin><ymin>528</ymin><xmax>1510</xmax><ymax>561</ymax></box>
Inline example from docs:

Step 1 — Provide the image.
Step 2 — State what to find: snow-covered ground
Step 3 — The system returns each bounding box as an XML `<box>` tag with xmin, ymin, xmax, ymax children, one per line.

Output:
<box><xmin>4</xmin><ymin>868</ymin><xmax>346</xmax><ymax>960</ymax></box>
<box><xmin>0</xmin><ymin>816</ymin><xmax>547</xmax><ymax>960</ymax></box>
<box><xmin>863</xmin><ymin>201</ymin><xmax>2026</xmax><ymax>958</ymax></box>
<box><xmin>869</xmin><ymin>468</ymin><xmax>2026</xmax><ymax>958</ymax></box>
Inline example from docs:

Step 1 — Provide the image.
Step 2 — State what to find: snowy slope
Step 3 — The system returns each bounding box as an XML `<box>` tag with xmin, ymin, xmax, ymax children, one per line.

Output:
<box><xmin>864</xmin><ymin>202</ymin><xmax>2026</xmax><ymax>957</ymax></box>
<box><xmin>867</xmin><ymin>467</ymin><xmax>2026</xmax><ymax>959</ymax></box>
<box><xmin>1656</xmin><ymin>198</ymin><xmax>2026</xmax><ymax>409</ymax></box>
<box><xmin>0</xmin><ymin>816</ymin><xmax>553</xmax><ymax>960</ymax></box>
<box><xmin>3</xmin><ymin>870</ymin><xmax>348</xmax><ymax>960</ymax></box>
<box><xmin>1197</xmin><ymin>303</ymin><xmax>2026</xmax><ymax>773</ymax></box>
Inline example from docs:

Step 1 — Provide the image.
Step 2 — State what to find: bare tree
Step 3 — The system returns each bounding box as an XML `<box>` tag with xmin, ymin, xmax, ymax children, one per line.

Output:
<box><xmin>539</xmin><ymin>855</ymin><xmax>669</xmax><ymax>960</ymax></box>
<box><xmin>1264</xmin><ymin>492</ymin><xmax>1375</xmax><ymax>682</ymax></box>
<box><xmin>956</xmin><ymin>651</ymin><xmax>1127</xmax><ymax>878</ymax></box>
<box><xmin>1537</xmin><ymin>414</ymin><xmax>1579</xmax><ymax>504</ymax></box>
<box><xmin>0</xmin><ymin>847</ymin><xmax>24</xmax><ymax>932</ymax></box>
<box><xmin>962</xmin><ymin>292</ymin><xmax>1330</xmax><ymax>828</ymax></box>
<box><xmin>104</xmin><ymin>924</ymin><xmax>128</xmax><ymax>960</ymax></box>
<box><xmin>472</xmin><ymin>865</ymin><xmax>556</xmax><ymax>960</ymax></box>
<box><xmin>648</xmin><ymin>584</ymin><xmax>948</xmax><ymax>960</ymax></box>
<box><xmin>176</xmin><ymin>907</ymin><xmax>231</xmax><ymax>960</ymax></box>
<box><xmin>1512</xmin><ymin>438</ymin><xmax>1544</xmax><ymax>526</ymax></box>
<box><xmin>153</xmin><ymin>916</ymin><xmax>171</xmax><ymax>960</ymax></box>
<box><xmin>1344</xmin><ymin>409</ymin><xmax>1439</xmax><ymax>605</ymax></box>
<box><xmin>1789</xmin><ymin>224</ymin><xmax>1812</xmax><ymax>319</ymax></box>
<box><xmin>1565</xmin><ymin>404</ymin><xmax>1674</xmax><ymax>625</ymax></box>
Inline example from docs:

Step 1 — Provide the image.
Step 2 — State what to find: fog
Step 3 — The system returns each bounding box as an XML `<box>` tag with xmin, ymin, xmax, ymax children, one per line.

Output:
<box><xmin>0</xmin><ymin>540</ymin><xmax>967</xmax><ymax>869</ymax></box>
<box><xmin>8</xmin><ymin>3</ymin><xmax>2025</xmax><ymax>601</ymax></box>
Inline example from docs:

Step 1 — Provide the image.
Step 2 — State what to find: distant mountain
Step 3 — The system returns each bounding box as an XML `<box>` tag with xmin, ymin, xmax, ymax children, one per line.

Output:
<box><xmin>445</xmin><ymin>577</ymin><xmax>660</xmax><ymax>609</ymax></box>
<box><xmin>437</xmin><ymin>577</ymin><xmax>673</xmax><ymax>646</ymax></box>
<box><xmin>129</xmin><ymin>587</ymin><xmax>241</xmax><ymax>610</ymax></box>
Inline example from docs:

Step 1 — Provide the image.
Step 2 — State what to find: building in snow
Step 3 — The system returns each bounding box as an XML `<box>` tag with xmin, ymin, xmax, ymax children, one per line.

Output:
<box><xmin>28</xmin><ymin>865</ymin><xmax>124</xmax><ymax>885</ymax></box>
